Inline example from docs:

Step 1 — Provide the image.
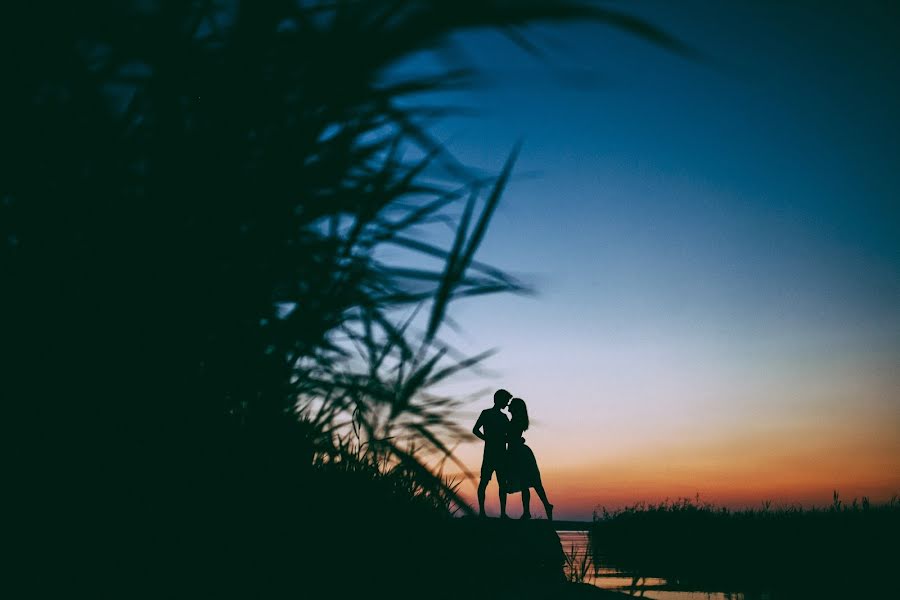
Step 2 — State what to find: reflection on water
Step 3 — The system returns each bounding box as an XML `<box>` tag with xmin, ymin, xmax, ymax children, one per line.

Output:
<box><xmin>558</xmin><ymin>531</ymin><xmax>768</xmax><ymax>600</ymax></box>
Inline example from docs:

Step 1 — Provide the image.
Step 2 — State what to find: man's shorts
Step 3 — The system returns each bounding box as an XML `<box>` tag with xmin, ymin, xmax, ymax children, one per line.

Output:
<box><xmin>480</xmin><ymin>444</ymin><xmax>506</xmax><ymax>482</ymax></box>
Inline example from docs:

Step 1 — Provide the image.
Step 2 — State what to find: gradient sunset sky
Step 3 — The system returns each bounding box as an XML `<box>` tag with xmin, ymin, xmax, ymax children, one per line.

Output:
<box><xmin>393</xmin><ymin>0</ymin><xmax>899</xmax><ymax>520</ymax></box>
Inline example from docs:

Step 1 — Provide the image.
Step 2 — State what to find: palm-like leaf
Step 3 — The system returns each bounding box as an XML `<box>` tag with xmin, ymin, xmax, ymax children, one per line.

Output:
<box><xmin>3</xmin><ymin>1</ymin><xmax>685</xmax><ymax>519</ymax></box>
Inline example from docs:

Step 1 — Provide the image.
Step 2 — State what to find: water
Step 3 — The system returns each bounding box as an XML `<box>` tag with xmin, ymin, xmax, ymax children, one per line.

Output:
<box><xmin>558</xmin><ymin>530</ymin><xmax>768</xmax><ymax>600</ymax></box>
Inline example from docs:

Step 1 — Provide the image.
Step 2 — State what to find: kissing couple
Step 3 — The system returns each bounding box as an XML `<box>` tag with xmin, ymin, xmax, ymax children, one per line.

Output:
<box><xmin>472</xmin><ymin>388</ymin><xmax>553</xmax><ymax>520</ymax></box>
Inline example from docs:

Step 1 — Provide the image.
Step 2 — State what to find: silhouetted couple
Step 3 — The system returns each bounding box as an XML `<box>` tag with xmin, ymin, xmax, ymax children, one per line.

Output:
<box><xmin>472</xmin><ymin>389</ymin><xmax>553</xmax><ymax>520</ymax></box>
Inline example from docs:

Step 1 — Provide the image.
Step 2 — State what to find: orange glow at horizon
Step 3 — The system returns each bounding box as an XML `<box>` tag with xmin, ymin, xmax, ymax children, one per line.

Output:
<box><xmin>436</xmin><ymin>288</ymin><xmax>900</xmax><ymax>522</ymax></box>
<box><xmin>450</xmin><ymin>410</ymin><xmax>900</xmax><ymax>520</ymax></box>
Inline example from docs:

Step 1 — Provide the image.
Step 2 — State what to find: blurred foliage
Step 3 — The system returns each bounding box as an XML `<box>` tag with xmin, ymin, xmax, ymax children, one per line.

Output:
<box><xmin>3</xmin><ymin>0</ymin><xmax>682</xmax><ymax>498</ymax></box>
<box><xmin>2</xmin><ymin>1</ymin><xmax>683</xmax><ymax>595</ymax></box>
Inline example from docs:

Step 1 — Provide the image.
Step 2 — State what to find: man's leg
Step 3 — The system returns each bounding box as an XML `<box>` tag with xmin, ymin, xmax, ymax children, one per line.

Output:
<box><xmin>498</xmin><ymin>474</ymin><xmax>508</xmax><ymax>518</ymax></box>
<box><xmin>477</xmin><ymin>478</ymin><xmax>488</xmax><ymax>517</ymax></box>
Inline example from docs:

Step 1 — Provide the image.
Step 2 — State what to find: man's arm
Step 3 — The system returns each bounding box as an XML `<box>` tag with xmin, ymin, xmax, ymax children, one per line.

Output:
<box><xmin>472</xmin><ymin>412</ymin><xmax>485</xmax><ymax>441</ymax></box>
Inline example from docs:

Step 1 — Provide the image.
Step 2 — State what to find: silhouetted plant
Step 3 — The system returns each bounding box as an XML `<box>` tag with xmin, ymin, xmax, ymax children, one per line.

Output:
<box><xmin>591</xmin><ymin>493</ymin><xmax>900</xmax><ymax>596</ymax></box>
<box><xmin>3</xmin><ymin>1</ymin><xmax>687</xmax><ymax>595</ymax></box>
<box><xmin>3</xmin><ymin>0</ymin><xmax>686</xmax><ymax>507</ymax></box>
<box><xmin>564</xmin><ymin>540</ymin><xmax>593</xmax><ymax>583</ymax></box>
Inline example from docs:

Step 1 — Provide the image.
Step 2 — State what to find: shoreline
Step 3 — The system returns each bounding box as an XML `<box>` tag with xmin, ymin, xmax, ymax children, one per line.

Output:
<box><xmin>552</xmin><ymin>519</ymin><xmax>592</xmax><ymax>531</ymax></box>
<box><xmin>458</xmin><ymin>516</ymin><xmax>591</xmax><ymax>531</ymax></box>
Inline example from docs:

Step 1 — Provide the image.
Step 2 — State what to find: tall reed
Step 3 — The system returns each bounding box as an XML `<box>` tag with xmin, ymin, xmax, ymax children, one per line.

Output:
<box><xmin>3</xmin><ymin>2</ymin><xmax>685</xmax><ymax>596</ymax></box>
<box><xmin>590</xmin><ymin>492</ymin><xmax>900</xmax><ymax>597</ymax></box>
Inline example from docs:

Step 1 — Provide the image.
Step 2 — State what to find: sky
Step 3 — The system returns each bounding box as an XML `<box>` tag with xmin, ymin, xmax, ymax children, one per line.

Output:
<box><xmin>392</xmin><ymin>0</ymin><xmax>900</xmax><ymax>520</ymax></box>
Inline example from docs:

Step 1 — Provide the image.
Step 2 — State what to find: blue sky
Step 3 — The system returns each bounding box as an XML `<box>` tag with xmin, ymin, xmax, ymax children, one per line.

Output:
<box><xmin>388</xmin><ymin>0</ymin><xmax>899</xmax><ymax>517</ymax></box>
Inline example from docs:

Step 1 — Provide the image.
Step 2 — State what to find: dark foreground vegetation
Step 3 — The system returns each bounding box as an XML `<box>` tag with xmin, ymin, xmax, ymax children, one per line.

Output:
<box><xmin>2</xmin><ymin>1</ymin><xmax>681</xmax><ymax>598</ymax></box>
<box><xmin>590</xmin><ymin>493</ymin><xmax>900</xmax><ymax>598</ymax></box>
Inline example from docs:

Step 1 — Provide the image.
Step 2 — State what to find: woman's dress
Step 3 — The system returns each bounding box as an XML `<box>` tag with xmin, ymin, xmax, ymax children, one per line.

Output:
<box><xmin>504</xmin><ymin>425</ymin><xmax>542</xmax><ymax>493</ymax></box>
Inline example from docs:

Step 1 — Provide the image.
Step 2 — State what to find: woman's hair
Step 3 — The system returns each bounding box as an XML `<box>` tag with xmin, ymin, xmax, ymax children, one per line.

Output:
<box><xmin>509</xmin><ymin>397</ymin><xmax>529</xmax><ymax>431</ymax></box>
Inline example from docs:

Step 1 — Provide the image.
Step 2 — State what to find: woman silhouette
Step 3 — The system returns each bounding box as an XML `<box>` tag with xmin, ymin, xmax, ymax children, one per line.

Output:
<box><xmin>504</xmin><ymin>397</ymin><xmax>553</xmax><ymax>520</ymax></box>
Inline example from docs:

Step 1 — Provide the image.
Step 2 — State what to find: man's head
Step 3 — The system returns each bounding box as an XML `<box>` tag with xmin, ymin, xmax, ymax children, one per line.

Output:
<box><xmin>493</xmin><ymin>388</ymin><xmax>512</xmax><ymax>409</ymax></box>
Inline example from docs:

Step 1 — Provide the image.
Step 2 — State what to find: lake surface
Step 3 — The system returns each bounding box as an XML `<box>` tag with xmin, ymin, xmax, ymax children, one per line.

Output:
<box><xmin>558</xmin><ymin>530</ymin><xmax>771</xmax><ymax>600</ymax></box>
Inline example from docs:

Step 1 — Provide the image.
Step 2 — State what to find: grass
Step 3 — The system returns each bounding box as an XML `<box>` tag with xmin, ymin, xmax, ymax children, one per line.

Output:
<box><xmin>590</xmin><ymin>491</ymin><xmax>900</xmax><ymax>596</ymax></box>
<box><xmin>564</xmin><ymin>541</ymin><xmax>594</xmax><ymax>584</ymax></box>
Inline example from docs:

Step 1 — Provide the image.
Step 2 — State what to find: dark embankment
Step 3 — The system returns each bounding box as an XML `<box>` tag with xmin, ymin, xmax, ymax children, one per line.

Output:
<box><xmin>446</xmin><ymin>518</ymin><xmax>567</xmax><ymax>597</ymax></box>
<box><xmin>590</xmin><ymin>494</ymin><xmax>900</xmax><ymax>598</ymax></box>
<box><xmin>52</xmin><ymin>445</ymin><xmax>608</xmax><ymax>600</ymax></box>
<box><xmin>430</xmin><ymin>518</ymin><xmax>629</xmax><ymax>600</ymax></box>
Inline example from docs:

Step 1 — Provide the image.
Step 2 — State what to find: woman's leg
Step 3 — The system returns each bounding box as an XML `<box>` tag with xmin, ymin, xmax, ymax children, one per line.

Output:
<box><xmin>520</xmin><ymin>488</ymin><xmax>532</xmax><ymax>518</ymax></box>
<box><xmin>534</xmin><ymin>481</ymin><xmax>553</xmax><ymax>520</ymax></box>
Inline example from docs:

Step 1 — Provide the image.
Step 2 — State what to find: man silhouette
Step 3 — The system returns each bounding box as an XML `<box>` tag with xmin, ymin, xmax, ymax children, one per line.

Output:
<box><xmin>472</xmin><ymin>388</ymin><xmax>512</xmax><ymax>518</ymax></box>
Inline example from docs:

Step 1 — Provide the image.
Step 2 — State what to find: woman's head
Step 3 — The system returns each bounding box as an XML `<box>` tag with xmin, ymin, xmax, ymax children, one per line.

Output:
<box><xmin>509</xmin><ymin>397</ymin><xmax>529</xmax><ymax>430</ymax></box>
